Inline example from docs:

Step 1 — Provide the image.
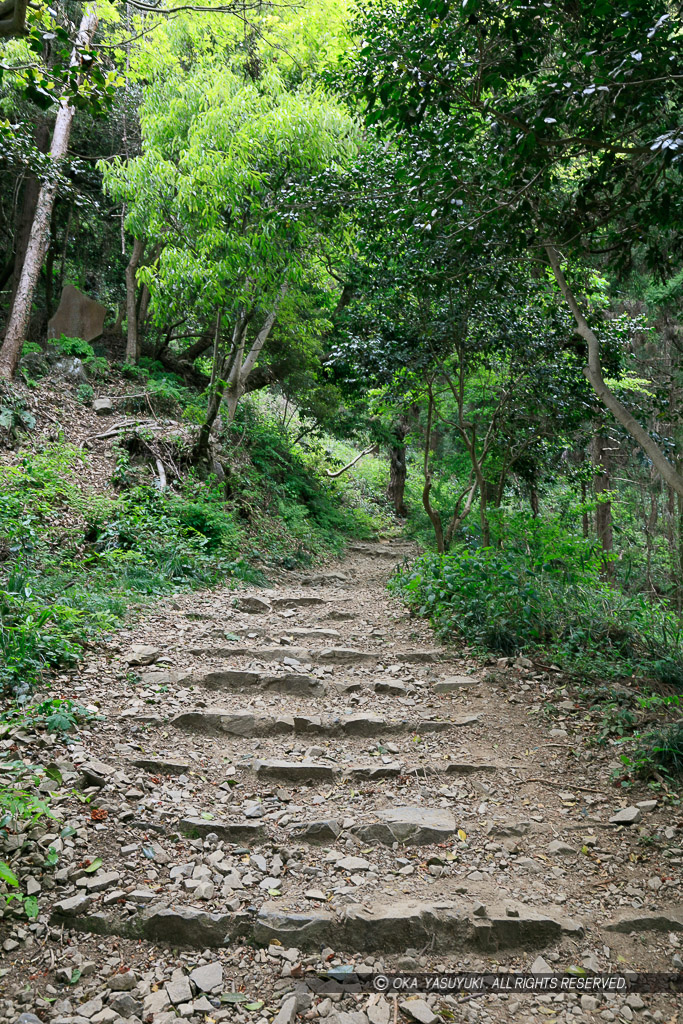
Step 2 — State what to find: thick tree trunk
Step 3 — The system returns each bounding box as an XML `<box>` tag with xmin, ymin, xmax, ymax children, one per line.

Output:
<box><xmin>546</xmin><ymin>243</ymin><xmax>683</xmax><ymax>499</ymax></box>
<box><xmin>0</xmin><ymin>8</ymin><xmax>98</xmax><ymax>379</ymax></box>
<box><xmin>125</xmin><ymin>237</ymin><xmax>145</xmax><ymax>363</ymax></box>
<box><xmin>387</xmin><ymin>445</ymin><xmax>408</xmax><ymax>516</ymax></box>
<box><xmin>0</xmin><ymin>0</ymin><xmax>29</xmax><ymax>40</ymax></box>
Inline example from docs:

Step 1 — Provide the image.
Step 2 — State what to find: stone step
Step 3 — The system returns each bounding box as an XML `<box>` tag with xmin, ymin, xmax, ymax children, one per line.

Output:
<box><xmin>177</xmin><ymin>806</ymin><xmax>459</xmax><ymax>848</ymax></box>
<box><xmin>171</xmin><ymin>710</ymin><xmax>469</xmax><ymax>737</ymax></box>
<box><xmin>271</xmin><ymin>597</ymin><xmax>327</xmax><ymax>609</ymax></box>
<box><xmin>249</xmin><ymin>758</ymin><xmax>500</xmax><ymax>783</ymax></box>
<box><xmin>192</xmin><ymin>668</ymin><xmax>325</xmax><ymax>697</ymax></box>
<box><xmin>51</xmin><ymin>898</ymin><xmax>583</xmax><ymax>955</ymax></box>
<box><xmin>232</xmin><ymin>626</ymin><xmax>342</xmax><ymax>641</ymax></box>
<box><xmin>188</xmin><ymin>645</ymin><xmax>442</xmax><ymax>666</ymax></box>
<box><xmin>348</xmin><ymin>545</ymin><xmax>411</xmax><ymax>560</ymax></box>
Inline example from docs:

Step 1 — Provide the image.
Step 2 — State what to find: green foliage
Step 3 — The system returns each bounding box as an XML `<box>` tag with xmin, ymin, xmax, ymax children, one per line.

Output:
<box><xmin>51</xmin><ymin>336</ymin><xmax>96</xmax><ymax>359</ymax></box>
<box><xmin>0</xmin><ymin>443</ymin><xmax>252</xmax><ymax>693</ymax></box>
<box><xmin>0</xmin><ymin>394</ymin><xmax>35</xmax><ymax>438</ymax></box>
<box><xmin>621</xmin><ymin>724</ymin><xmax>683</xmax><ymax>782</ymax></box>
<box><xmin>0</xmin><ymin>754</ymin><xmax>55</xmax><ymax>920</ymax></box>
<box><xmin>0</xmin><ymin>402</ymin><xmax>389</xmax><ymax>695</ymax></box>
<box><xmin>0</xmin><ymin>698</ymin><xmax>97</xmax><ymax>737</ymax></box>
<box><xmin>77</xmin><ymin>383</ymin><xmax>94</xmax><ymax>405</ymax></box>
<box><xmin>391</xmin><ymin>513</ymin><xmax>683</xmax><ymax>681</ymax></box>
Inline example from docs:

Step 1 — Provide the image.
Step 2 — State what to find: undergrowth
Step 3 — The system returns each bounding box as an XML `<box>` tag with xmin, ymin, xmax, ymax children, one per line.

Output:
<box><xmin>390</xmin><ymin>514</ymin><xmax>683</xmax><ymax>687</ymax></box>
<box><xmin>0</xmin><ymin>399</ymin><xmax>389</xmax><ymax>696</ymax></box>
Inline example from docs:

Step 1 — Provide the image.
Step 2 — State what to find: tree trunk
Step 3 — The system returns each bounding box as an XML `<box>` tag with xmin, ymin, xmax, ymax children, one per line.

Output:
<box><xmin>592</xmin><ymin>430</ymin><xmax>613</xmax><ymax>572</ymax></box>
<box><xmin>545</xmin><ymin>243</ymin><xmax>683</xmax><ymax>499</ymax></box>
<box><xmin>581</xmin><ymin>479</ymin><xmax>589</xmax><ymax>538</ymax></box>
<box><xmin>0</xmin><ymin>8</ymin><xmax>99</xmax><ymax>379</ymax></box>
<box><xmin>530</xmin><ymin>482</ymin><xmax>539</xmax><ymax>518</ymax></box>
<box><xmin>386</xmin><ymin>415</ymin><xmax>409</xmax><ymax>516</ymax></box>
<box><xmin>422</xmin><ymin>389</ymin><xmax>446</xmax><ymax>553</ymax></box>
<box><xmin>194</xmin><ymin>310</ymin><xmax>249</xmax><ymax>463</ymax></box>
<box><xmin>225</xmin><ymin>284</ymin><xmax>288</xmax><ymax>423</ymax></box>
<box><xmin>387</xmin><ymin>445</ymin><xmax>408</xmax><ymax>516</ymax></box>
<box><xmin>125</xmin><ymin>237</ymin><xmax>145</xmax><ymax>363</ymax></box>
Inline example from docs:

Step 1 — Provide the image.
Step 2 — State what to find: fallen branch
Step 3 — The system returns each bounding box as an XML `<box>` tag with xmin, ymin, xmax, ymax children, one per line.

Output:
<box><xmin>80</xmin><ymin>419</ymin><xmax>163</xmax><ymax>447</ymax></box>
<box><xmin>325</xmin><ymin>444</ymin><xmax>378</xmax><ymax>479</ymax></box>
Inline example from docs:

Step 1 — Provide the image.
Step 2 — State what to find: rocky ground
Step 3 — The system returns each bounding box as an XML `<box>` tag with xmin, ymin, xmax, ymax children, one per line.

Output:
<box><xmin>1</xmin><ymin>540</ymin><xmax>682</xmax><ymax>1024</ymax></box>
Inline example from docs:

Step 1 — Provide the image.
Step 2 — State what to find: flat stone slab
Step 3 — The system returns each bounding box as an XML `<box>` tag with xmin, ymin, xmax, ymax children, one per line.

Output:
<box><xmin>272</xmin><ymin>597</ymin><xmax>326</xmax><ymax>608</ymax></box>
<box><xmin>131</xmin><ymin>758</ymin><xmax>191</xmax><ymax>776</ymax></box>
<box><xmin>254</xmin><ymin>760</ymin><xmax>338</xmax><ymax>783</ymax></box>
<box><xmin>194</xmin><ymin>669</ymin><xmax>325</xmax><ymax>697</ymax></box>
<box><xmin>289</xmin><ymin>820</ymin><xmax>342</xmax><ymax>843</ymax></box>
<box><xmin>171</xmin><ymin>711</ymin><xmax>282</xmax><ymax>737</ymax></box>
<box><xmin>351</xmin><ymin>806</ymin><xmax>456</xmax><ymax>846</ymax></box>
<box><xmin>314</xmin><ymin>648</ymin><xmax>378</xmax><ymax>665</ymax></box>
<box><xmin>236</xmin><ymin>596</ymin><xmax>271</xmax><ymax>613</ymax></box>
<box><xmin>187</xmin><ymin>645</ymin><xmax>439</xmax><ymax>667</ymax></box>
<box><xmin>603</xmin><ymin>908</ymin><xmax>683</xmax><ymax>934</ymax></box>
<box><xmin>50</xmin><ymin>899</ymin><xmax>582</xmax><ymax>955</ymax></box>
<box><xmin>609</xmin><ymin>806</ymin><xmax>642</xmax><ymax>825</ymax></box>
<box><xmin>253</xmin><ymin>900</ymin><xmax>582</xmax><ymax>953</ymax></box>
<box><xmin>434</xmin><ymin>676</ymin><xmax>479</xmax><ymax>692</ymax></box>
<box><xmin>178</xmin><ymin>818</ymin><xmax>265</xmax><ymax>842</ymax></box>
<box><xmin>444</xmin><ymin>762</ymin><xmax>499</xmax><ymax>775</ymax></box>
<box><xmin>348</xmin><ymin>762</ymin><xmax>403</xmax><ymax>780</ymax></box>
<box><xmin>172</xmin><ymin>710</ymin><xmax>463</xmax><ymax>738</ymax></box>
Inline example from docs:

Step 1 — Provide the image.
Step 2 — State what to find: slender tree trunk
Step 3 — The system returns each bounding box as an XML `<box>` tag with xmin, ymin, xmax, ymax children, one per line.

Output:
<box><xmin>592</xmin><ymin>430</ymin><xmax>613</xmax><ymax>573</ymax></box>
<box><xmin>422</xmin><ymin>389</ymin><xmax>445</xmax><ymax>553</ymax></box>
<box><xmin>125</xmin><ymin>237</ymin><xmax>145</xmax><ymax>363</ymax></box>
<box><xmin>195</xmin><ymin>311</ymin><xmax>227</xmax><ymax>464</ymax></box>
<box><xmin>0</xmin><ymin>7</ymin><xmax>99</xmax><ymax>379</ymax></box>
<box><xmin>387</xmin><ymin>445</ymin><xmax>408</xmax><ymax>516</ymax></box>
<box><xmin>546</xmin><ymin>243</ymin><xmax>683</xmax><ymax>499</ymax></box>
<box><xmin>581</xmin><ymin>480</ymin><xmax>589</xmax><ymax>539</ymax></box>
<box><xmin>225</xmin><ymin>284</ymin><xmax>288</xmax><ymax>423</ymax></box>
<box><xmin>387</xmin><ymin>415</ymin><xmax>409</xmax><ymax>516</ymax></box>
<box><xmin>44</xmin><ymin>217</ymin><xmax>56</xmax><ymax>320</ymax></box>
<box><xmin>530</xmin><ymin>481</ymin><xmax>540</xmax><ymax>518</ymax></box>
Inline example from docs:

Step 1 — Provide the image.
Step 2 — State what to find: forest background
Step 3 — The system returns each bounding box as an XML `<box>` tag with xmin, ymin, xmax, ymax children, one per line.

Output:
<box><xmin>1</xmin><ymin>0</ymin><xmax>683</xmax><ymax>797</ymax></box>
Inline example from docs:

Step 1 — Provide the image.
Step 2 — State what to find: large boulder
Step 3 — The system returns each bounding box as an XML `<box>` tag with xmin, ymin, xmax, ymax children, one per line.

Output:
<box><xmin>47</xmin><ymin>283</ymin><xmax>107</xmax><ymax>343</ymax></box>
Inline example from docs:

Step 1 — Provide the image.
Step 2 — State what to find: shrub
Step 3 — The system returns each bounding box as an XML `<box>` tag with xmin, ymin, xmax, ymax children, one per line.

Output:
<box><xmin>51</xmin><ymin>336</ymin><xmax>95</xmax><ymax>359</ymax></box>
<box><xmin>390</xmin><ymin>520</ymin><xmax>683</xmax><ymax>681</ymax></box>
<box><xmin>621</xmin><ymin>723</ymin><xmax>683</xmax><ymax>780</ymax></box>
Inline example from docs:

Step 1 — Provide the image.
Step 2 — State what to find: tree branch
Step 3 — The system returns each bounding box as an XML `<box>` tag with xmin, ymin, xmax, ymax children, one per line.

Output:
<box><xmin>545</xmin><ymin>242</ymin><xmax>683</xmax><ymax>499</ymax></box>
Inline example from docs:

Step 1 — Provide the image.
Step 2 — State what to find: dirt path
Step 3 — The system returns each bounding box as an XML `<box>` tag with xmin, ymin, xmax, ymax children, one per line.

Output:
<box><xmin>1</xmin><ymin>541</ymin><xmax>681</xmax><ymax>1024</ymax></box>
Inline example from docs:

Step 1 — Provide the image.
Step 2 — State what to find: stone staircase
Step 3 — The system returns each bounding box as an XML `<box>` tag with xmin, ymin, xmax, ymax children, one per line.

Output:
<box><xmin>12</xmin><ymin>538</ymin><xmax>679</xmax><ymax>1023</ymax></box>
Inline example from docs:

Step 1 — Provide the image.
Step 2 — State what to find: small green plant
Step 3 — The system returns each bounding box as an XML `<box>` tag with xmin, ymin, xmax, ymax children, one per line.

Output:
<box><xmin>77</xmin><ymin>383</ymin><xmax>94</xmax><ymax>405</ymax></box>
<box><xmin>0</xmin><ymin>396</ymin><xmax>36</xmax><ymax>438</ymax></box>
<box><xmin>620</xmin><ymin>723</ymin><xmax>683</xmax><ymax>781</ymax></box>
<box><xmin>52</xmin><ymin>335</ymin><xmax>95</xmax><ymax>359</ymax></box>
<box><xmin>592</xmin><ymin>702</ymin><xmax>638</xmax><ymax>746</ymax></box>
<box><xmin>0</xmin><ymin>698</ymin><xmax>97</xmax><ymax>736</ymax></box>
